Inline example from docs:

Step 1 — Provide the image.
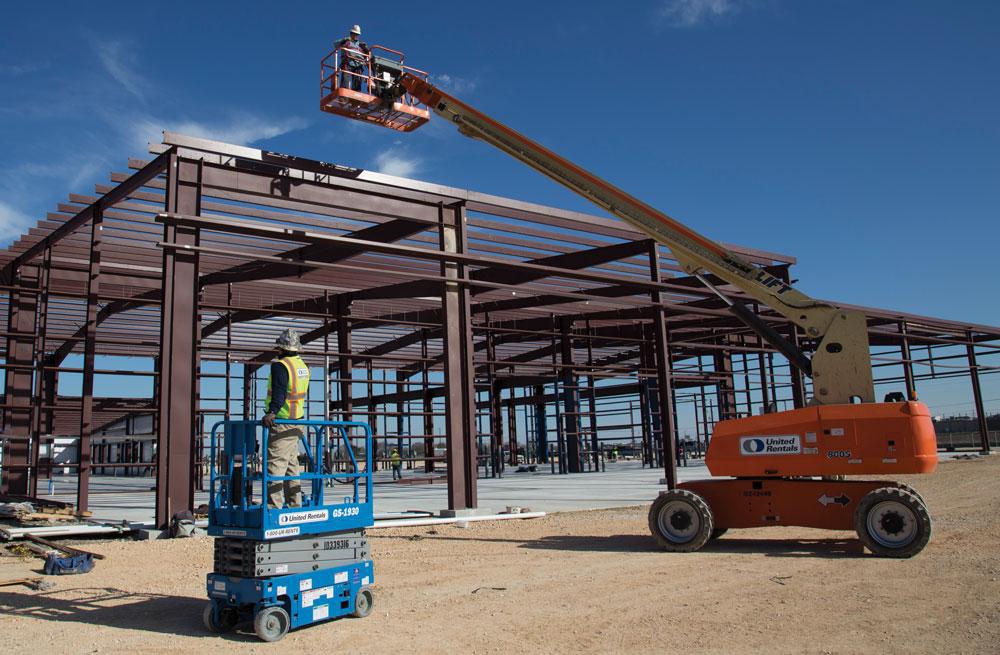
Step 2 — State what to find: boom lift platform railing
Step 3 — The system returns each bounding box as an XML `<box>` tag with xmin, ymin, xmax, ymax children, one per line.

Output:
<box><xmin>320</xmin><ymin>44</ymin><xmax>430</xmax><ymax>131</ymax></box>
<box><xmin>204</xmin><ymin>419</ymin><xmax>375</xmax><ymax>642</ymax></box>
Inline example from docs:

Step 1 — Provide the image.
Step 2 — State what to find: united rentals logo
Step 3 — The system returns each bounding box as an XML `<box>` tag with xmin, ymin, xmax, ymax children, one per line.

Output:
<box><xmin>739</xmin><ymin>435</ymin><xmax>801</xmax><ymax>455</ymax></box>
<box><xmin>278</xmin><ymin>509</ymin><xmax>329</xmax><ymax>526</ymax></box>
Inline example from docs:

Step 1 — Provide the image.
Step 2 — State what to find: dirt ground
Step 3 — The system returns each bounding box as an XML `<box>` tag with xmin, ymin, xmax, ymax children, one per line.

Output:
<box><xmin>1</xmin><ymin>457</ymin><xmax>998</xmax><ymax>654</ymax></box>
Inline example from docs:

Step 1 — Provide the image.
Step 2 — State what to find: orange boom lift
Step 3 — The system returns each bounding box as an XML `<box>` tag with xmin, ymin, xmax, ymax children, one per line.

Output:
<box><xmin>320</xmin><ymin>42</ymin><xmax>937</xmax><ymax>557</ymax></box>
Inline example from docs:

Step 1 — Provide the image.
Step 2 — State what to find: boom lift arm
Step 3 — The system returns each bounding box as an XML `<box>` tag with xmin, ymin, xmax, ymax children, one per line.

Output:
<box><xmin>394</xmin><ymin>75</ymin><xmax>874</xmax><ymax>406</ymax></box>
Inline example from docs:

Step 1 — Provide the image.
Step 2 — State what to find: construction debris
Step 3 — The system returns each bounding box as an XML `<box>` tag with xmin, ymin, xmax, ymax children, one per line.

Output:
<box><xmin>0</xmin><ymin>577</ymin><xmax>53</xmax><ymax>591</ymax></box>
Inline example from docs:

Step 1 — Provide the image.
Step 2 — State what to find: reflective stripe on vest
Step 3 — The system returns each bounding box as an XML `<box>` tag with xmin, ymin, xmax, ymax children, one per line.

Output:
<box><xmin>266</xmin><ymin>355</ymin><xmax>311</xmax><ymax>420</ymax></box>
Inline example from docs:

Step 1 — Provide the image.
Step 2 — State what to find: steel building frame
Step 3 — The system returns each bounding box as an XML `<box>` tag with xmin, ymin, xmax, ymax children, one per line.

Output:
<box><xmin>1</xmin><ymin>133</ymin><xmax>998</xmax><ymax>529</ymax></box>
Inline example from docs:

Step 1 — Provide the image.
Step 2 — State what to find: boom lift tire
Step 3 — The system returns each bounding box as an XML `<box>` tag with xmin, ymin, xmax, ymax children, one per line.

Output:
<box><xmin>894</xmin><ymin>482</ymin><xmax>926</xmax><ymax>506</ymax></box>
<box><xmin>648</xmin><ymin>489</ymin><xmax>714</xmax><ymax>552</ymax></box>
<box><xmin>854</xmin><ymin>487</ymin><xmax>932</xmax><ymax>558</ymax></box>
<box><xmin>352</xmin><ymin>587</ymin><xmax>374</xmax><ymax>618</ymax></box>
<box><xmin>254</xmin><ymin>605</ymin><xmax>291</xmax><ymax>642</ymax></box>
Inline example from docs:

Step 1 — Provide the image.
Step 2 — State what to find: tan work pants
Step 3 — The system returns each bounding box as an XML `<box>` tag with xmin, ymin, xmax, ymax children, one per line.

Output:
<box><xmin>267</xmin><ymin>425</ymin><xmax>303</xmax><ymax>508</ymax></box>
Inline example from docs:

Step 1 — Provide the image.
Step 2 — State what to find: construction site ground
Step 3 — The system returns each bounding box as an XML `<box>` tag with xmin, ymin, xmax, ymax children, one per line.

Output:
<box><xmin>1</xmin><ymin>455</ymin><xmax>997</xmax><ymax>654</ymax></box>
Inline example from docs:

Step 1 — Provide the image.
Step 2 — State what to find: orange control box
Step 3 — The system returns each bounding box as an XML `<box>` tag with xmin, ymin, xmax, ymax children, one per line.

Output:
<box><xmin>706</xmin><ymin>401</ymin><xmax>938</xmax><ymax>478</ymax></box>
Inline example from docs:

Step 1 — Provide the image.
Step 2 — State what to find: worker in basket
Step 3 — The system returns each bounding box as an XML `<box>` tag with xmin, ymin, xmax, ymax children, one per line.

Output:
<box><xmin>335</xmin><ymin>24</ymin><xmax>370</xmax><ymax>92</ymax></box>
<box><xmin>262</xmin><ymin>328</ymin><xmax>311</xmax><ymax>508</ymax></box>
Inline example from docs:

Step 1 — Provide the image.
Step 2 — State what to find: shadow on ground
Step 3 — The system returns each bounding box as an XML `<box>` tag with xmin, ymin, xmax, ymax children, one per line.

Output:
<box><xmin>377</xmin><ymin>532</ymin><xmax>866</xmax><ymax>558</ymax></box>
<box><xmin>0</xmin><ymin>587</ymin><xmax>249</xmax><ymax>640</ymax></box>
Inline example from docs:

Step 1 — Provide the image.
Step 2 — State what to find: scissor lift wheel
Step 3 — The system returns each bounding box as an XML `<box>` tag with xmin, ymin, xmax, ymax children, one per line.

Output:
<box><xmin>254</xmin><ymin>606</ymin><xmax>291</xmax><ymax>642</ymax></box>
<box><xmin>352</xmin><ymin>587</ymin><xmax>374</xmax><ymax>618</ymax></box>
<box><xmin>648</xmin><ymin>489</ymin><xmax>715</xmax><ymax>552</ymax></box>
<box><xmin>203</xmin><ymin>602</ymin><xmax>238</xmax><ymax>633</ymax></box>
<box><xmin>854</xmin><ymin>487</ymin><xmax>932</xmax><ymax>558</ymax></box>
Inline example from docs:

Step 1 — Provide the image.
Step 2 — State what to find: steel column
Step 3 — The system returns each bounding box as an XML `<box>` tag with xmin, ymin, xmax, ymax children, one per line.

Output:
<box><xmin>559</xmin><ymin>317</ymin><xmax>582</xmax><ymax>473</ymax></box>
<box><xmin>1</xmin><ymin>265</ymin><xmax>39</xmax><ymax>495</ymax></box>
<box><xmin>440</xmin><ymin>203</ymin><xmax>477</xmax><ymax>509</ymax></box>
<box><xmin>900</xmin><ymin>321</ymin><xmax>917</xmax><ymax>401</ymax></box>
<box><xmin>77</xmin><ymin>207</ymin><xmax>104</xmax><ymax>513</ymax></box>
<box><xmin>966</xmin><ymin>333</ymin><xmax>991</xmax><ymax>454</ymax></box>
<box><xmin>533</xmin><ymin>384</ymin><xmax>547</xmax><ymax>463</ymax></box>
<box><xmin>648</xmin><ymin>243</ymin><xmax>678</xmax><ymax>487</ymax></box>
<box><xmin>155</xmin><ymin>155</ymin><xmax>202</xmax><ymax>529</ymax></box>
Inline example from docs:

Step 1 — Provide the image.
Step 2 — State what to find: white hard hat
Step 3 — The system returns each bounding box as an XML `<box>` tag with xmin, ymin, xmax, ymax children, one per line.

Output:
<box><xmin>350</xmin><ymin>24</ymin><xmax>361</xmax><ymax>35</ymax></box>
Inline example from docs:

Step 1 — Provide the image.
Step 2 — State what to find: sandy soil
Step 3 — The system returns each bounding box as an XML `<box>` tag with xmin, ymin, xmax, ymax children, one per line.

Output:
<box><xmin>1</xmin><ymin>456</ymin><xmax>998</xmax><ymax>654</ymax></box>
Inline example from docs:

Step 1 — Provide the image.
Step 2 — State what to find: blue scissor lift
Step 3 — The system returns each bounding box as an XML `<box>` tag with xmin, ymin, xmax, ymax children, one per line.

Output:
<box><xmin>204</xmin><ymin>419</ymin><xmax>375</xmax><ymax>642</ymax></box>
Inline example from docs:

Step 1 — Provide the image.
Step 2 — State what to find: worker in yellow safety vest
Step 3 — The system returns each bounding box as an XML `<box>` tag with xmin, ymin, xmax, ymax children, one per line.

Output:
<box><xmin>390</xmin><ymin>448</ymin><xmax>402</xmax><ymax>481</ymax></box>
<box><xmin>262</xmin><ymin>328</ymin><xmax>311</xmax><ymax>508</ymax></box>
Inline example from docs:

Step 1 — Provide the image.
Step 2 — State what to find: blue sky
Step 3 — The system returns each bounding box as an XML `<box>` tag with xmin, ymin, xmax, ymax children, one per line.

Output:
<box><xmin>1</xmin><ymin>0</ymin><xmax>998</xmax><ymax>417</ymax></box>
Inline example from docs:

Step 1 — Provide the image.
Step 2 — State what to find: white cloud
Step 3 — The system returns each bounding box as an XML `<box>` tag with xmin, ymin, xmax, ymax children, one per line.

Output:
<box><xmin>373</xmin><ymin>149</ymin><xmax>421</xmax><ymax>177</ymax></box>
<box><xmin>658</xmin><ymin>0</ymin><xmax>747</xmax><ymax>27</ymax></box>
<box><xmin>125</xmin><ymin>113</ymin><xmax>311</xmax><ymax>151</ymax></box>
<box><xmin>433</xmin><ymin>73</ymin><xmax>478</xmax><ymax>95</ymax></box>
<box><xmin>0</xmin><ymin>200</ymin><xmax>35</xmax><ymax>247</ymax></box>
<box><xmin>93</xmin><ymin>38</ymin><xmax>148</xmax><ymax>100</ymax></box>
<box><xmin>0</xmin><ymin>61</ymin><xmax>49</xmax><ymax>76</ymax></box>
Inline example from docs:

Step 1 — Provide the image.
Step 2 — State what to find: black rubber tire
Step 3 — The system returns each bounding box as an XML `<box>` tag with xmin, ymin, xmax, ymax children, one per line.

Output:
<box><xmin>854</xmin><ymin>487</ymin><xmax>932</xmax><ymax>558</ymax></box>
<box><xmin>254</xmin><ymin>606</ymin><xmax>291</xmax><ymax>642</ymax></box>
<box><xmin>203</xmin><ymin>602</ymin><xmax>238</xmax><ymax>633</ymax></box>
<box><xmin>710</xmin><ymin>528</ymin><xmax>728</xmax><ymax>541</ymax></box>
<box><xmin>895</xmin><ymin>482</ymin><xmax>926</xmax><ymax>506</ymax></box>
<box><xmin>648</xmin><ymin>489</ymin><xmax>714</xmax><ymax>552</ymax></box>
<box><xmin>352</xmin><ymin>587</ymin><xmax>374</xmax><ymax>618</ymax></box>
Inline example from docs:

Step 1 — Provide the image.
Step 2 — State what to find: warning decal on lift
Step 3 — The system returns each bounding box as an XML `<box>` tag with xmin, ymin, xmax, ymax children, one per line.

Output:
<box><xmin>818</xmin><ymin>494</ymin><xmax>851</xmax><ymax>507</ymax></box>
<box><xmin>302</xmin><ymin>585</ymin><xmax>334</xmax><ymax>608</ymax></box>
<box><xmin>739</xmin><ymin>435</ymin><xmax>801</xmax><ymax>455</ymax></box>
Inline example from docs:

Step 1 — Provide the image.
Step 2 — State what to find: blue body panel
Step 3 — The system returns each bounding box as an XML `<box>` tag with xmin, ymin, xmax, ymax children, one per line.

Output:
<box><xmin>207</xmin><ymin>559</ymin><xmax>374</xmax><ymax>629</ymax></box>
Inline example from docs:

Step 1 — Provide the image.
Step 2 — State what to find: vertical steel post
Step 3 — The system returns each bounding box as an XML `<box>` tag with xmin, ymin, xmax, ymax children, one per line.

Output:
<box><xmin>966</xmin><ymin>332</ymin><xmax>991</xmax><ymax>454</ymax></box>
<box><xmin>440</xmin><ymin>202</ymin><xmax>477</xmax><ymax>509</ymax></box>
<box><xmin>77</xmin><ymin>207</ymin><xmax>103</xmax><ymax>513</ymax></box>
<box><xmin>421</xmin><ymin>329</ymin><xmax>434</xmax><ymax>472</ymax></box>
<box><xmin>154</xmin><ymin>155</ymin><xmax>202</xmax><ymax>529</ymax></box>
<box><xmin>506</xmin><ymin>391</ymin><xmax>518</xmax><ymax>466</ymax></box>
<box><xmin>899</xmin><ymin>321</ymin><xmax>917</xmax><ymax>401</ymax></box>
<box><xmin>648</xmin><ymin>242</ymin><xmax>678</xmax><ymax>487</ymax></box>
<box><xmin>1</xmin><ymin>265</ymin><xmax>39</xmax><ymax>495</ymax></box>
<box><xmin>533</xmin><ymin>384</ymin><xmax>547</xmax><ymax>463</ymax></box>
<box><xmin>29</xmin><ymin>247</ymin><xmax>52</xmax><ymax>496</ymax></box>
<box><xmin>714</xmin><ymin>347</ymin><xmax>737</xmax><ymax>421</ymax></box>
<box><xmin>788</xmin><ymin>326</ymin><xmax>807</xmax><ymax>408</ymax></box>
<box><xmin>559</xmin><ymin>317</ymin><xmax>582</xmax><ymax>473</ymax></box>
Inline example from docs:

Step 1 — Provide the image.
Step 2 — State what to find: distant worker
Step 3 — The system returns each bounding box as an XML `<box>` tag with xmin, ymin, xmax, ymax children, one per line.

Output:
<box><xmin>390</xmin><ymin>448</ymin><xmax>402</xmax><ymax>481</ymax></box>
<box><xmin>261</xmin><ymin>328</ymin><xmax>311</xmax><ymax>508</ymax></box>
<box><xmin>336</xmin><ymin>24</ymin><xmax>370</xmax><ymax>92</ymax></box>
<box><xmin>612</xmin><ymin>446</ymin><xmax>619</xmax><ymax>462</ymax></box>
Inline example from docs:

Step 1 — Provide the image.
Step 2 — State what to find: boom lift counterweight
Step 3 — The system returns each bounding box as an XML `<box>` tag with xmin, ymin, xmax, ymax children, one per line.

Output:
<box><xmin>319</xmin><ymin>44</ymin><xmax>937</xmax><ymax>557</ymax></box>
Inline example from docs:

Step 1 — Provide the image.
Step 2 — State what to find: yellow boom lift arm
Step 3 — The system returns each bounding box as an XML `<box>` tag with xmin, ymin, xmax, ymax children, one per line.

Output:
<box><xmin>395</xmin><ymin>75</ymin><xmax>873</xmax><ymax>406</ymax></box>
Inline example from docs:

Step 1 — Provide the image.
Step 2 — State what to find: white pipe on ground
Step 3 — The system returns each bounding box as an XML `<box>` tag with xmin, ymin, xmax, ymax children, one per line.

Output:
<box><xmin>371</xmin><ymin>511</ymin><xmax>546</xmax><ymax>529</ymax></box>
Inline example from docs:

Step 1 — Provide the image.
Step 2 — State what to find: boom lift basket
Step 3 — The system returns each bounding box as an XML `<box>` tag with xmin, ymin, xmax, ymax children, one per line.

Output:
<box><xmin>320</xmin><ymin>44</ymin><xmax>430</xmax><ymax>132</ymax></box>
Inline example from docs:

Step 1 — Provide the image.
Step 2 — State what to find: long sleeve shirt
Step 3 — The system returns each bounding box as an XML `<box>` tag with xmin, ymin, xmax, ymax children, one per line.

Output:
<box><xmin>267</xmin><ymin>361</ymin><xmax>289</xmax><ymax>415</ymax></box>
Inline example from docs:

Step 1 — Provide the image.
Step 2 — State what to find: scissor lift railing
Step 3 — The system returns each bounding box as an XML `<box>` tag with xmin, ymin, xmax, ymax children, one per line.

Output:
<box><xmin>320</xmin><ymin>44</ymin><xmax>430</xmax><ymax>132</ymax></box>
<box><xmin>208</xmin><ymin>419</ymin><xmax>373</xmax><ymax>540</ymax></box>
